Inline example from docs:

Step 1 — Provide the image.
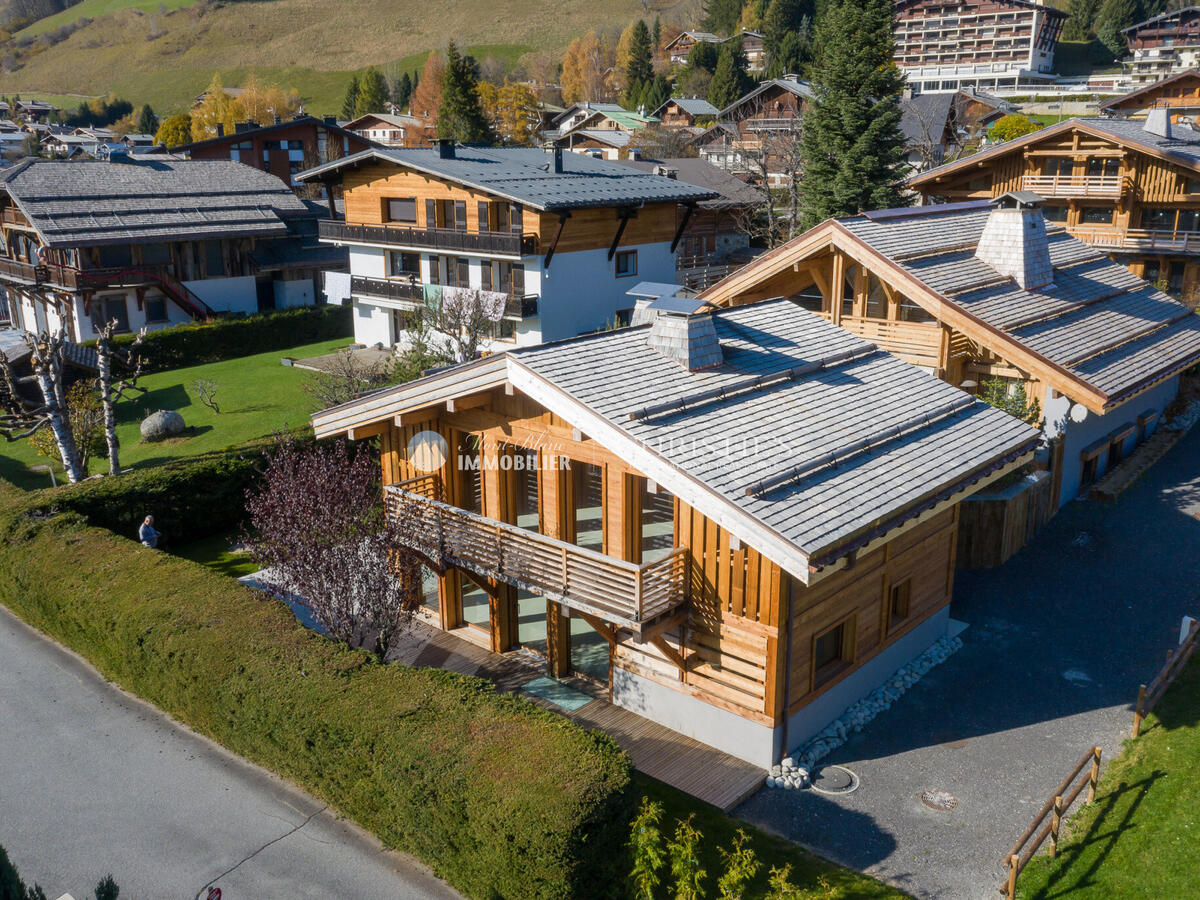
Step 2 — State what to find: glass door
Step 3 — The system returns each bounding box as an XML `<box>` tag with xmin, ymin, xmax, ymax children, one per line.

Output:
<box><xmin>456</xmin><ymin>433</ymin><xmax>490</xmax><ymax>635</ymax></box>
<box><xmin>567</xmin><ymin>461</ymin><xmax>609</xmax><ymax>684</ymax></box>
<box><xmin>508</xmin><ymin>446</ymin><xmax>547</xmax><ymax>656</ymax></box>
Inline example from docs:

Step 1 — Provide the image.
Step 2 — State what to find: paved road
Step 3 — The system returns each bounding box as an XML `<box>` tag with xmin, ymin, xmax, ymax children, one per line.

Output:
<box><xmin>736</xmin><ymin>425</ymin><xmax>1200</xmax><ymax>899</ymax></box>
<box><xmin>0</xmin><ymin>605</ymin><xmax>460</xmax><ymax>900</ymax></box>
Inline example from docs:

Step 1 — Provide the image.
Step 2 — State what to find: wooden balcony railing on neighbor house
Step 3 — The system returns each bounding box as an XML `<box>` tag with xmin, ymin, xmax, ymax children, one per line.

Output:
<box><xmin>0</xmin><ymin>256</ymin><xmax>42</xmax><ymax>283</ymax></box>
<box><xmin>1020</xmin><ymin>174</ymin><xmax>1126</xmax><ymax>199</ymax></box>
<box><xmin>319</xmin><ymin>219</ymin><xmax>537</xmax><ymax>257</ymax></box>
<box><xmin>1</xmin><ymin>208</ymin><xmax>31</xmax><ymax>228</ymax></box>
<box><xmin>351</xmin><ymin>275</ymin><xmax>539</xmax><ymax>320</ymax></box>
<box><xmin>819</xmin><ymin>313</ymin><xmax>943</xmax><ymax>368</ymax></box>
<box><xmin>1068</xmin><ymin>225</ymin><xmax>1200</xmax><ymax>254</ymax></box>
<box><xmin>385</xmin><ymin>477</ymin><xmax>689</xmax><ymax>638</ymax></box>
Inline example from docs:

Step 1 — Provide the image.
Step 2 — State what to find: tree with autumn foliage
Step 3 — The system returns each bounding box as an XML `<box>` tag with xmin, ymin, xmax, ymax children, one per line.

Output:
<box><xmin>190</xmin><ymin>73</ymin><xmax>300</xmax><ymax>141</ymax></box>
<box><xmin>477</xmin><ymin>81</ymin><xmax>540</xmax><ymax>144</ymax></box>
<box><xmin>561</xmin><ymin>30</ymin><xmax>614</xmax><ymax>104</ymax></box>
<box><xmin>410</xmin><ymin>50</ymin><xmax>446</xmax><ymax>125</ymax></box>
<box><xmin>243</xmin><ymin>437</ymin><xmax>422</xmax><ymax>661</ymax></box>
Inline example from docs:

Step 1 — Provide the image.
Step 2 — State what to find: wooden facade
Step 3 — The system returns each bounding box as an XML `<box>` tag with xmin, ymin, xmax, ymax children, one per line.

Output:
<box><xmin>1100</xmin><ymin>71</ymin><xmax>1200</xmax><ymax>119</ymax></box>
<box><xmin>910</xmin><ymin>120</ymin><xmax>1200</xmax><ymax>305</ymax></box>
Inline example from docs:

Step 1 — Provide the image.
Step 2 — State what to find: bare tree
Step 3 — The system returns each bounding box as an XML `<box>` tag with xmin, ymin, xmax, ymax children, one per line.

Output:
<box><xmin>303</xmin><ymin>347</ymin><xmax>395</xmax><ymax>410</ymax></box>
<box><xmin>0</xmin><ymin>325</ymin><xmax>85</xmax><ymax>483</ymax></box>
<box><xmin>243</xmin><ymin>437</ymin><xmax>422</xmax><ymax>660</ymax></box>
<box><xmin>430</xmin><ymin>287</ymin><xmax>506</xmax><ymax>363</ymax></box>
<box><xmin>95</xmin><ymin>320</ymin><xmax>146</xmax><ymax>476</ymax></box>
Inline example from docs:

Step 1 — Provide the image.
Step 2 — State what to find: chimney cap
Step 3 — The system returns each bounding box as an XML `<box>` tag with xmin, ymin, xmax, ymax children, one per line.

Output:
<box><xmin>991</xmin><ymin>190</ymin><xmax>1045</xmax><ymax>209</ymax></box>
<box><xmin>1145</xmin><ymin>104</ymin><xmax>1173</xmax><ymax>138</ymax></box>
<box><xmin>435</xmin><ymin>138</ymin><xmax>456</xmax><ymax>159</ymax></box>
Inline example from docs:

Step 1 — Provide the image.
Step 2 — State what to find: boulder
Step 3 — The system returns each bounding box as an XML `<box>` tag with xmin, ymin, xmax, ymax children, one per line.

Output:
<box><xmin>140</xmin><ymin>410</ymin><xmax>186</xmax><ymax>442</ymax></box>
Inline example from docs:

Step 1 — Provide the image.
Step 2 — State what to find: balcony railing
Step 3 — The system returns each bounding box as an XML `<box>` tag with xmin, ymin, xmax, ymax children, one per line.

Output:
<box><xmin>319</xmin><ymin>219</ymin><xmax>537</xmax><ymax>257</ymax></box>
<box><xmin>744</xmin><ymin>117</ymin><xmax>801</xmax><ymax>132</ymax></box>
<box><xmin>1021</xmin><ymin>174</ymin><xmax>1125</xmax><ymax>199</ymax></box>
<box><xmin>351</xmin><ymin>275</ymin><xmax>538</xmax><ymax>320</ymax></box>
<box><xmin>1068</xmin><ymin>225</ymin><xmax>1200</xmax><ymax>254</ymax></box>
<box><xmin>386</xmin><ymin>479</ymin><xmax>689</xmax><ymax>638</ymax></box>
<box><xmin>0</xmin><ymin>257</ymin><xmax>41</xmax><ymax>283</ymax></box>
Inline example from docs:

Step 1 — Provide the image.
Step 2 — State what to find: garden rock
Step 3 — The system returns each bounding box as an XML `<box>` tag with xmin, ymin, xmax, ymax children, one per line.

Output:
<box><xmin>140</xmin><ymin>410</ymin><xmax>186</xmax><ymax>442</ymax></box>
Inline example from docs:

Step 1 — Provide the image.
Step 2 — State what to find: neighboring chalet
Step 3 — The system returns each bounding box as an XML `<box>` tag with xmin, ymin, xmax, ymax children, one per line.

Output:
<box><xmin>665</xmin><ymin>31</ymin><xmax>722</xmax><ymax>65</ymax></box>
<box><xmin>553</xmin><ymin>107</ymin><xmax>660</xmax><ymax>161</ymax></box>
<box><xmin>735</xmin><ymin>30</ymin><xmax>766</xmax><ymax>71</ymax></box>
<box><xmin>908</xmin><ymin>112</ymin><xmax>1200</xmax><ymax>304</ymax></box>
<box><xmin>1120</xmin><ymin>6</ymin><xmax>1200</xmax><ymax>86</ymax></box>
<box><xmin>651</xmin><ymin>97</ymin><xmax>719</xmax><ymax>129</ymax></box>
<box><xmin>901</xmin><ymin>89</ymin><xmax>1013</xmax><ymax>171</ymax></box>
<box><xmin>310</xmin><ymin>297</ymin><xmax>1038</xmax><ymax>765</ymax></box>
<box><xmin>12</xmin><ymin>100</ymin><xmax>57</xmax><ymax>122</ymax></box>
<box><xmin>296</xmin><ymin>143</ymin><xmax>715</xmax><ymax>351</ymax></box>
<box><xmin>544</xmin><ymin>102</ymin><xmax>627</xmax><ymax>138</ymax></box>
<box><xmin>894</xmin><ymin>0</ymin><xmax>1067</xmax><ymax>94</ymax></box>
<box><xmin>343</xmin><ymin>112</ymin><xmax>427</xmax><ymax>148</ymax></box>
<box><xmin>0</xmin><ymin>158</ymin><xmax>344</xmax><ymax>340</ymax></box>
<box><xmin>1099</xmin><ymin>70</ymin><xmax>1200</xmax><ymax>120</ymax></box>
<box><xmin>700</xmin><ymin>78</ymin><xmax>813</xmax><ymax>183</ymax></box>
<box><xmin>163</xmin><ymin>116</ymin><xmax>376</xmax><ymax>192</ymax></box>
<box><xmin>697</xmin><ymin>195</ymin><xmax>1200</xmax><ymax>507</ymax></box>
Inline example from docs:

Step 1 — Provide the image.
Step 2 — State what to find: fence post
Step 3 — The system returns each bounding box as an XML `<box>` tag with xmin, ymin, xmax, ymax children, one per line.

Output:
<box><xmin>1050</xmin><ymin>795</ymin><xmax>1064</xmax><ymax>858</ymax></box>
<box><xmin>1133</xmin><ymin>684</ymin><xmax>1146</xmax><ymax>738</ymax></box>
<box><xmin>1088</xmin><ymin>746</ymin><xmax>1101</xmax><ymax>804</ymax></box>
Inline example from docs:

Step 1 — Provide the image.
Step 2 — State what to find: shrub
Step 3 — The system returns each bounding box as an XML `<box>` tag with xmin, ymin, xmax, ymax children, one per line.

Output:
<box><xmin>0</xmin><ymin>487</ymin><xmax>634</xmax><ymax>899</ymax></box>
<box><xmin>86</xmin><ymin>306</ymin><xmax>352</xmax><ymax>375</ymax></box>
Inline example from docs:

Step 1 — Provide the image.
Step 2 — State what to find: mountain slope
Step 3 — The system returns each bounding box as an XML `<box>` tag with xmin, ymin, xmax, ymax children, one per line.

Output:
<box><xmin>0</xmin><ymin>0</ymin><xmax>649</xmax><ymax>113</ymax></box>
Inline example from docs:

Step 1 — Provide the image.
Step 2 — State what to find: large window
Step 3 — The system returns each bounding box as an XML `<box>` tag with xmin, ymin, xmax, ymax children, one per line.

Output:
<box><xmin>636</xmin><ymin>478</ymin><xmax>675</xmax><ymax>564</ymax></box>
<box><xmin>387</xmin><ymin>251</ymin><xmax>420</xmax><ymax>278</ymax></box>
<box><xmin>145</xmin><ymin>295</ymin><xmax>168</xmax><ymax>323</ymax></box>
<box><xmin>385</xmin><ymin>197</ymin><xmax>418</xmax><ymax>224</ymax></box>
<box><xmin>1079</xmin><ymin>206</ymin><xmax>1114</xmax><ymax>225</ymax></box>
<box><xmin>91</xmin><ymin>296</ymin><xmax>129</xmax><ymax>333</ymax></box>
<box><xmin>1042</xmin><ymin>205</ymin><xmax>1069</xmax><ymax>223</ymax></box>
<box><xmin>813</xmin><ymin>616</ymin><xmax>855</xmax><ymax>688</ymax></box>
<box><xmin>1142</xmin><ymin>207</ymin><xmax>1176</xmax><ymax>230</ymax></box>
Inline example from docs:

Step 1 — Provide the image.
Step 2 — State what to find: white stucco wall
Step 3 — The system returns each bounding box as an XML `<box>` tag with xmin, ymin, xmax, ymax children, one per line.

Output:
<box><xmin>352</xmin><ymin>300</ymin><xmax>393</xmax><ymax>347</ymax></box>
<box><xmin>182</xmin><ymin>276</ymin><xmax>258</xmax><ymax>315</ymax></box>
<box><xmin>274</xmin><ymin>278</ymin><xmax>315</xmax><ymax>309</ymax></box>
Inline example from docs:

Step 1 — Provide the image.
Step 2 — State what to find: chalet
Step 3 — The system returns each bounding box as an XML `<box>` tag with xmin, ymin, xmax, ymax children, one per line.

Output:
<box><xmin>1120</xmin><ymin>6</ymin><xmax>1200</xmax><ymax>86</ymax></box>
<box><xmin>650</xmin><ymin>97</ymin><xmax>719</xmax><ymax>129</ymax></box>
<box><xmin>163</xmin><ymin>116</ymin><xmax>376</xmax><ymax>192</ymax></box>
<box><xmin>0</xmin><ymin>120</ymin><xmax>19</xmax><ymax>134</ymax></box>
<box><xmin>708</xmin><ymin>78</ymin><xmax>814</xmax><ymax>183</ymax></box>
<box><xmin>310</xmin><ymin>297</ymin><xmax>1039</xmax><ymax>765</ymax></box>
<box><xmin>343</xmin><ymin>112</ymin><xmax>426</xmax><ymax>148</ymax></box>
<box><xmin>296</xmin><ymin>143</ymin><xmax>715</xmax><ymax>352</ymax></box>
<box><xmin>900</xmin><ymin>89</ymin><xmax>1013</xmax><ymax>171</ymax></box>
<box><xmin>697</xmin><ymin>195</ymin><xmax>1200</xmax><ymax>508</ymax></box>
<box><xmin>894</xmin><ymin>0</ymin><xmax>1067</xmax><ymax>94</ymax></box>
<box><xmin>734</xmin><ymin>30</ymin><xmax>766</xmax><ymax>71</ymax></box>
<box><xmin>12</xmin><ymin>100</ymin><xmax>57</xmax><ymax>122</ymax></box>
<box><xmin>908</xmin><ymin>113</ymin><xmax>1200</xmax><ymax>305</ymax></box>
<box><xmin>553</xmin><ymin>108</ymin><xmax>660</xmax><ymax>161</ymax></box>
<box><xmin>1099</xmin><ymin>70</ymin><xmax>1200</xmax><ymax>120</ymax></box>
<box><xmin>0</xmin><ymin>158</ymin><xmax>344</xmax><ymax>341</ymax></box>
<box><xmin>544</xmin><ymin>102</ymin><xmax>627</xmax><ymax>139</ymax></box>
<box><xmin>40</xmin><ymin>134</ymin><xmax>94</xmax><ymax>158</ymax></box>
<box><xmin>665</xmin><ymin>31</ymin><xmax>722</xmax><ymax>65</ymax></box>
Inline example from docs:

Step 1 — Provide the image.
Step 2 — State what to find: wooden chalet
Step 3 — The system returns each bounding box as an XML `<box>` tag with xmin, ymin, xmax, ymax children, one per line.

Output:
<box><xmin>343</xmin><ymin>112</ymin><xmax>427</xmax><ymax>148</ymax></box>
<box><xmin>900</xmin><ymin>89</ymin><xmax>1012</xmax><ymax>171</ymax></box>
<box><xmin>708</xmin><ymin>78</ymin><xmax>814</xmax><ymax>184</ymax></box>
<box><xmin>909</xmin><ymin>114</ymin><xmax>1200</xmax><ymax>305</ymax></box>
<box><xmin>665</xmin><ymin>31</ymin><xmax>722</xmax><ymax>65</ymax></box>
<box><xmin>312</xmin><ymin>298</ymin><xmax>1038</xmax><ymax>765</ymax></box>
<box><xmin>651</xmin><ymin>97</ymin><xmax>719</xmax><ymax>130</ymax></box>
<box><xmin>1099</xmin><ymin>70</ymin><xmax>1200</xmax><ymax>120</ymax></box>
<box><xmin>698</xmin><ymin>195</ymin><xmax>1200</xmax><ymax>508</ymax></box>
<box><xmin>553</xmin><ymin>107</ymin><xmax>660</xmax><ymax>161</ymax></box>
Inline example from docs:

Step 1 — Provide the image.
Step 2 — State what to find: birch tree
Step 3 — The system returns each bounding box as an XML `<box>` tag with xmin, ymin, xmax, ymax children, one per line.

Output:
<box><xmin>430</xmin><ymin>287</ymin><xmax>506</xmax><ymax>363</ymax></box>
<box><xmin>94</xmin><ymin>320</ymin><xmax>146</xmax><ymax>476</ymax></box>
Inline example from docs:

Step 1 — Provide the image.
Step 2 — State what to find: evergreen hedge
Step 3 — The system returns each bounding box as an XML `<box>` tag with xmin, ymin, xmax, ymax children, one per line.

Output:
<box><xmin>85</xmin><ymin>306</ymin><xmax>352</xmax><ymax>374</ymax></box>
<box><xmin>0</xmin><ymin>486</ymin><xmax>634</xmax><ymax>899</ymax></box>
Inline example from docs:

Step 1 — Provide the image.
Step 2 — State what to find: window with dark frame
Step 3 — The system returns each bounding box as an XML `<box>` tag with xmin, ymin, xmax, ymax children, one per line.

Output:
<box><xmin>615</xmin><ymin>249</ymin><xmax>638</xmax><ymax>277</ymax></box>
<box><xmin>888</xmin><ymin>578</ymin><xmax>912</xmax><ymax>632</ymax></box>
<box><xmin>1079</xmin><ymin>206</ymin><xmax>1114</xmax><ymax>225</ymax></box>
<box><xmin>454</xmin><ymin>257</ymin><xmax>470</xmax><ymax>287</ymax></box>
<box><xmin>387</xmin><ymin>251</ymin><xmax>420</xmax><ymax>278</ymax></box>
<box><xmin>386</xmin><ymin>198</ymin><xmax>418</xmax><ymax>224</ymax></box>
<box><xmin>144</xmin><ymin>296</ymin><xmax>168</xmax><ymax>323</ymax></box>
<box><xmin>454</xmin><ymin>201</ymin><xmax>467</xmax><ymax>232</ymax></box>
<box><xmin>813</xmin><ymin>617</ymin><xmax>854</xmax><ymax>687</ymax></box>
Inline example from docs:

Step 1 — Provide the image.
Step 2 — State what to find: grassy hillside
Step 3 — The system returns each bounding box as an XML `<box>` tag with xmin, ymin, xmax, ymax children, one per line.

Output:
<box><xmin>13</xmin><ymin>0</ymin><xmax>198</xmax><ymax>38</ymax></box>
<box><xmin>0</xmin><ymin>0</ymin><xmax>647</xmax><ymax>114</ymax></box>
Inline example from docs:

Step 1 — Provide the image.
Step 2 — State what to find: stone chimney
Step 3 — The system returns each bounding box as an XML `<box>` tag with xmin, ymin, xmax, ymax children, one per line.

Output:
<box><xmin>1145</xmin><ymin>105</ymin><xmax>1172</xmax><ymax>139</ymax></box>
<box><xmin>436</xmin><ymin>138</ymin><xmax>456</xmax><ymax>160</ymax></box>
<box><xmin>646</xmin><ymin>308</ymin><xmax>724</xmax><ymax>371</ymax></box>
<box><xmin>975</xmin><ymin>192</ymin><xmax>1054</xmax><ymax>291</ymax></box>
<box><xmin>553</xmin><ymin>146</ymin><xmax>564</xmax><ymax>173</ymax></box>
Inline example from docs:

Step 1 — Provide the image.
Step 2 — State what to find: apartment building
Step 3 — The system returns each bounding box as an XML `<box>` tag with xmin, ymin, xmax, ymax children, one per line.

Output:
<box><xmin>1120</xmin><ymin>6</ymin><xmax>1200</xmax><ymax>86</ymax></box>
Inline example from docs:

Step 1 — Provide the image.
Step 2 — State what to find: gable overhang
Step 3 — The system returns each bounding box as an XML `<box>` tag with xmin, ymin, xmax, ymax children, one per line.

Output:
<box><xmin>698</xmin><ymin>218</ymin><xmax>1116</xmax><ymax>413</ymax></box>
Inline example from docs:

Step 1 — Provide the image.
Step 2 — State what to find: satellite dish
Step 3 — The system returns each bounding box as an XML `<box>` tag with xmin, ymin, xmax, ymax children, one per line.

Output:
<box><xmin>1069</xmin><ymin>403</ymin><xmax>1089</xmax><ymax>424</ymax></box>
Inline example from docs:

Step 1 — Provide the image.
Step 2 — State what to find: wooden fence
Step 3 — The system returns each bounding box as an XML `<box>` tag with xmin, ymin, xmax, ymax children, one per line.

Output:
<box><xmin>1132</xmin><ymin>618</ymin><xmax>1200</xmax><ymax>738</ymax></box>
<box><xmin>1001</xmin><ymin>746</ymin><xmax>1102</xmax><ymax>899</ymax></box>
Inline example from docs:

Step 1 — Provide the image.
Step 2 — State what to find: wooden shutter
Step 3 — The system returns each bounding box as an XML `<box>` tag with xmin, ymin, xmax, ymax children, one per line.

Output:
<box><xmin>455</xmin><ymin>201</ymin><xmax>467</xmax><ymax>231</ymax></box>
<box><xmin>478</xmin><ymin>201</ymin><xmax>490</xmax><ymax>232</ymax></box>
<box><xmin>425</xmin><ymin>199</ymin><xmax>436</xmax><ymax>229</ymax></box>
<box><xmin>510</xmin><ymin>204</ymin><xmax>523</xmax><ymax>234</ymax></box>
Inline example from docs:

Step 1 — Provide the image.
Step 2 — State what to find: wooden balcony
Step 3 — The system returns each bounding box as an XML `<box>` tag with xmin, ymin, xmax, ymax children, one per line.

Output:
<box><xmin>385</xmin><ymin>479</ymin><xmax>689</xmax><ymax>639</ymax></box>
<box><xmin>351</xmin><ymin>275</ymin><xmax>539</xmax><ymax>320</ymax></box>
<box><xmin>0</xmin><ymin>256</ymin><xmax>41</xmax><ymax>284</ymax></box>
<box><xmin>0</xmin><ymin>208</ymin><xmax>31</xmax><ymax>228</ymax></box>
<box><xmin>819</xmin><ymin>313</ymin><xmax>943</xmax><ymax>368</ymax></box>
<box><xmin>41</xmin><ymin>262</ymin><xmax>174</xmax><ymax>290</ymax></box>
<box><xmin>319</xmin><ymin>219</ymin><xmax>537</xmax><ymax>257</ymax></box>
<box><xmin>1068</xmin><ymin>225</ymin><xmax>1200</xmax><ymax>254</ymax></box>
<box><xmin>1021</xmin><ymin>174</ymin><xmax>1125</xmax><ymax>199</ymax></box>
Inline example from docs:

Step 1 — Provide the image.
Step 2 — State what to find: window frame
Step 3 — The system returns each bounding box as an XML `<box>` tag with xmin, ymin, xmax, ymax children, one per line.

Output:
<box><xmin>144</xmin><ymin>295</ymin><xmax>169</xmax><ymax>324</ymax></box>
<box><xmin>885</xmin><ymin>577</ymin><xmax>913</xmax><ymax>637</ymax></box>
<box><xmin>812</xmin><ymin>615</ymin><xmax>856</xmax><ymax>690</ymax></box>
<box><xmin>384</xmin><ymin>197</ymin><xmax>418</xmax><ymax>225</ymax></box>
<box><xmin>615</xmin><ymin>249</ymin><xmax>638</xmax><ymax>278</ymax></box>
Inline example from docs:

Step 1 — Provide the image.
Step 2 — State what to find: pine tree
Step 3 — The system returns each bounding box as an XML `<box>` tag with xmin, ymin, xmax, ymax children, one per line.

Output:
<box><xmin>623</xmin><ymin>20</ymin><xmax>655</xmax><ymax>108</ymax></box>
<box><xmin>438</xmin><ymin>41</ymin><xmax>494</xmax><ymax>142</ymax></box>
<box><xmin>340</xmin><ymin>72</ymin><xmax>361</xmax><ymax>120</ymax></box>
<box><xmin>1095</xmin><ymin>0</ymin><xmax>1138</xmax><ymax>57</ymax></box>
<box><xmin>641</xmin><ymin>74</ymin><xmax>671</xmax><ymax>116</ymax></box>
<box><xmin>703</xmin><ymin>0</ymin><xmax>744</xmax><ymax>35</ymax></box>
<box><xmin>707</xmin><ymin>44</ymin><xmax>744</xmax><ymax>111</ymax></box>
<box><xmin>136</xmin><ymin>104</ymin><xmax>156</xmax><ymax>135</ymax></box>
<box><xmin>1063</xmin><ymin>0</ymin><xmax>1100</xmax><ymax>41</ymax></box>
<box><xmin>798</xmin><ymin>0</ymin><xmax>909</xmax><ymax>229</ymax></box>
<box><xmin>764</xmin><ymin>0</ymin><xmax>815</xmax><ymax>75</ymax></box>
<box><xmin>355</xmin><ymin>66</ymin><xmax>389</xmax><ymax>117</ymax></box>
<box><xmin>395</xmin><ymin>72</ymin><xmax>413</xmax><ymax>110</ymax></box>
<box><xmin>652</xmin><ymin>16</ymin><xmax>662</xmax><ymax>51</ymax></box>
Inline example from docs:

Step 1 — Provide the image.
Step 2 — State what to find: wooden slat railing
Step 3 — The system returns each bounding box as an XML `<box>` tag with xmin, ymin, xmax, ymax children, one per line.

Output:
<box><xmin>1132</xmin><ymin>618</ymin><xmax>1199</xmax><ymax>737</ymax></box>
<box><xmin>1021</xmin><ymin>174</ymin><xmax>1125</xmax><ymax>199</ymax></box>
<box><xmin>818</xmin><ymin>313</ymin><xmax>942</xmax><ymax>365</ymax></box>
<box><xmin>385</xmin><ymin>481</ymin><xmax>688</xmax><ymax>636</ymax></box>
<box><xmin>320</xmin><ymin>219</ymin><xmax>537</xmax><ymax>256</ymax></box>
<box><xmin>1001</xmin><ymin>746</ymin><xmax>1102</xmax><ymax>899</ymax></box>
<box><xmin>1068</xmin><ymin>225</ymin><xmax>1200</xmax><ymax>254</ymax></box>
<box><xmin>0</xmin><ymin>256</ymin><xmax>41</xmax><ymax>283</ymax></box>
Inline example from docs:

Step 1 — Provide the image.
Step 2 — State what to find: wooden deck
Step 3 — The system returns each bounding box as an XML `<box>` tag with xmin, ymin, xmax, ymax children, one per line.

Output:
<box><xmin>1091</xmin><ymin>427</ymin><xmax>1185</xmax><ymax>501</ymax></box>
<box><xmin>390</xmin><ymin>619</ymin><xmax>766</xmax><ymax>812</ymax></box>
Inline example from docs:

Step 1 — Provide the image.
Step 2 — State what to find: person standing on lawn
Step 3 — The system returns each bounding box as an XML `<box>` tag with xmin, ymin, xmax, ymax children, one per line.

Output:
<box><xmin>139</xmin><ymin>515</ymin><xmax>160</xmax><ymax>549</ymax></box>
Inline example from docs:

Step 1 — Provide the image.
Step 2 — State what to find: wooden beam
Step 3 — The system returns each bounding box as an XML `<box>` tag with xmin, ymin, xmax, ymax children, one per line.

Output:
<box><xmin>445</xmin><ymin>391</ymin><xmax>490</xmax><ymax>413</ymax></box>
<box><xmin>577</xmin><ymin>611</ymin><xmax>619</xmax><ymax>648</ymax></box>
<box><xmin>348</xmin><ymin>421</ymin><xmax>388</xmax><ymax>440</ymax></box>
<box><xmin>607</xmin><ymin>207</ymin><xmax>637</xmax><ymax>261</ymax></box>
<box><xmin>670</xmin><ymin>202</ymin><xmax>697</xmax><ymax>254</ymax></box>
<box><xmin>651</xmin><ymin>635</ymin><xmax>687</xmax><ymax>674</ymax></box>
<box><xmin>543</xmin><ymin>212</ymin><xmax>571</xmax><ymax>270</ymax></box>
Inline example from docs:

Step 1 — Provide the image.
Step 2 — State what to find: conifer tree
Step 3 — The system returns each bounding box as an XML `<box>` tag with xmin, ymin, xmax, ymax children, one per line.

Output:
<box><xmin>622</xmin><ymin>20</ymin><xmax>655</xmax><ymax>108</ymax></box>
<box><xmin>394</xmin><ymin>71</ymin><xmax>413</xmax><ymax>110</ymax></box>
<box><xmin>355</xmin><ymin>66</ymin><xmax>389</xmax><ymax>117</ymax></box>
<box><xmin>706</xmin><ymin>42</ymin><xmax>747</xmax><ymax>111</ymax></box>
<box><xmin>703</xmin><ymin>0</ymin><xmax>743</xmax><ymax>35</ymax></box>
<box><xmin>438</xmin><ymin>41</ymin><xmax>494</xmax><ymax>143</ymax></box>
<box><xmin>798</xmin><ymin>0</ymin><xmax>908</xmax><ymax>229</ymax></box>
<box><xmin>340</xmin><ymin>72</ymin><xmax>361</xmax><ymax>120</ymax></box>
<box><xmin>136</xmin><ymin>104</ymin><xmax>156</xmax><ymax>135</ymax></box>
<box><xmin>652</xmin><ymin>16</ymin><xmax>662</xmax><ymax>52</ymax></box>
<box><xmin>640</xmin><ymin>75</ymin><xmax>671</xmax><ymax>116</ymax></box>
<box><xmin>763</xmin><ymin>0</ymin><xmax>814</xmax><ymax>76</ymax></box>
<box><xmin>411</xmin><ymin>51</ymin><xmax>445</xmax><ymax>122</ymax></box>
<box><xmin>1063</xmin><ymin>0</ymin><xmax>1100</xmax><ymax>41</ymax></box>
<box><xmin>1095</xmin><ymin>0</ymin><xmax>1138</xmax><ymax>57</ymax></box>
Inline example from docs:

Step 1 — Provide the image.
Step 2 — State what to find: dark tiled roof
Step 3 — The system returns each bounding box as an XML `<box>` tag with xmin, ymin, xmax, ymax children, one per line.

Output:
<box><xmin>900</xmin><ymin>93</ymin><xmax>955</xmax><ymax>145</ymax></box>
<box><xmin>295</xmin><ymin>145</ymin><xmax>718</xmax><ymax>211</ymax></box>
<box><xmin>615</xmin><ymin>157</ymin><xmax>765</xmax><ymax>208</ymax></box>
<box><xmin>0</xmin><ymin>158</ymin><xmax>311</xmax><ymax>248</ymax></box>
<box><xmin>654</xmin><ymin>97</ymin><xmax>719</xmax><ymax>118</ymax></box>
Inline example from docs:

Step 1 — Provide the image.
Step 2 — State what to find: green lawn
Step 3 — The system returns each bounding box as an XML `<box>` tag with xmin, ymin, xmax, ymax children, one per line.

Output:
<box><xmin>1016</xmin><ymin>655</ymin><xmax>1200</xmax><ymax>898</ymax></box>
<box><xmin>14</xmin><ymin>0</ymin><xmax>200</xmax><ymax>39</ymax></box>
<box><xmin>170</xmin><ymin>533</ymin><xmax>260</xmax><ymax>579</ymax></box>
<box><xmin>0</xmin><ymin>337</ymin><xmax>349</xmax><ymax>490</ymax></box>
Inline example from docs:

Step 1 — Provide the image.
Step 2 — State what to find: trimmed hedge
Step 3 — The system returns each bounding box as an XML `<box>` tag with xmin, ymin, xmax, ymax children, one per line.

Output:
<box><xmin>0</xmin><ymin>487</ymin><xmax>634</xmax><ymax>899</ymax></box>
<box><xmin>19</xmin><ymin>434</ymin><xmax>298</xmax><ymax>544</ymax></box>
<box><xmin>86</xmin><ymin>306</ymin><xmax>352</xmax><ymax>374</ymax></box>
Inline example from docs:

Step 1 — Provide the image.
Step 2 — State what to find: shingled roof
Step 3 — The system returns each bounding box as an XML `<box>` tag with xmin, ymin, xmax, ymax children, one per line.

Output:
<box><xmin>311</xmin><ymin>300</ymin><xmax>1038</xmax><ymax>580</ymax></box>
<box><xmin>295</xmin><ymin>145</ymin><xmax>718</xmax><ymax>211</ymax></box>
<box><xmin>837</xmin><ymin>202</ymin><xmax>1200</xmax><ymax>408</ymax></box>
<box><xmin>0</xmin><ymin>158</ymin><xmax>310</xmax><ymax>248</ymax></box>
